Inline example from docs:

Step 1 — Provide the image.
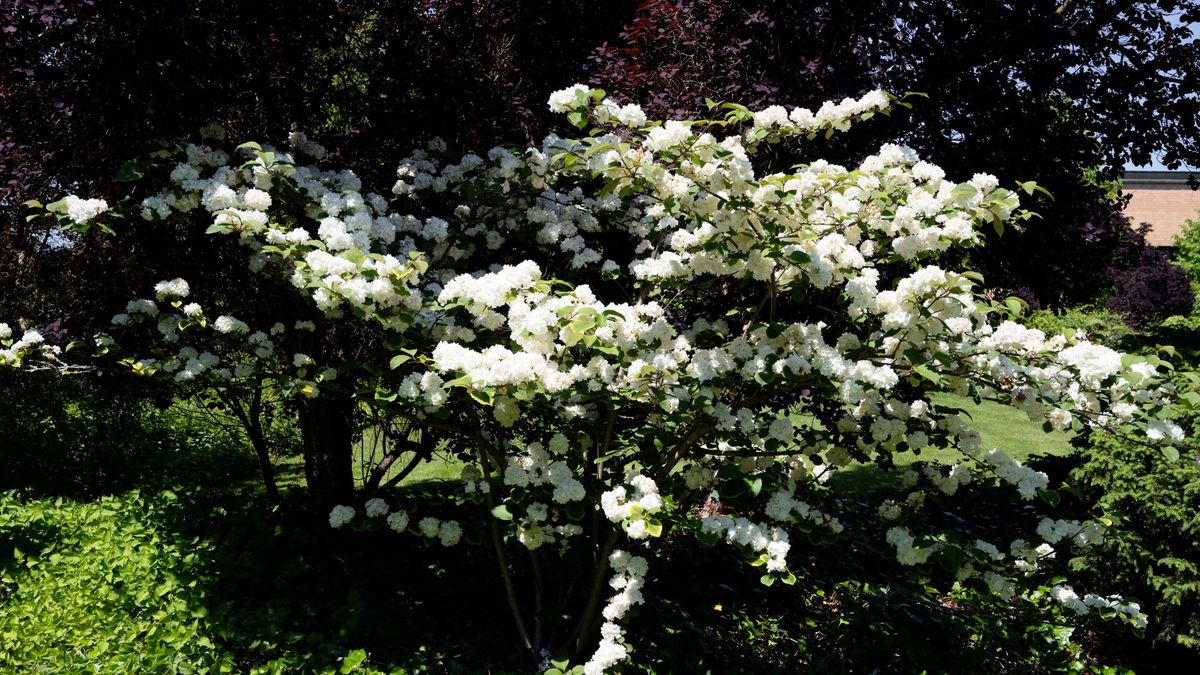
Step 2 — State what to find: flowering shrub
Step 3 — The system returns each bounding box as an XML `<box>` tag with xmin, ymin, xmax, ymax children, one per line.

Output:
<box><xmin>2</xmin><ymin>86</ymin><xmax>1188</xmax><ymax>670</ymax></box>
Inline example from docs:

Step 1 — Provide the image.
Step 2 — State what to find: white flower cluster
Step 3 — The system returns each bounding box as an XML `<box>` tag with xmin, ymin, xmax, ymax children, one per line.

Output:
<box><xmin>329</xmin><ymin>505</ymin><xmax>356</xmax><ymax>528</ymax></box>
<box><xmin>0</xmin><ymin>327</ymin><xmax>54</xmax><ymax>366</ymax></box>
<box><xmin>1011</xmin><ymin>538</ymin><xmax>1057</xmax><ymax>573</ymax></box>
<box><xmin>1057</xmin><ymin>342</ymin><xmax>1123</xmax><ymax>386</ymax></box>
<box><xmin>601</xmin><ymin>474</ymin><xmax>663</xmax><ymax>539</ymax></box>
<box><xmin>387</xmin><ymin>509</ymin><xmax>410</xmax><ymax>533</ymax></box>
<box><xmin>502</xmin><ymin>437</ymin><xmax>587</xmax><ymax>507</ymax></box>
<box><xmin>923</xmin><ymin>463</ymin><xmax>973</xmax><ymax>496</ymax></box>
<box><xmin>63</xmin><ymin>195</ymin><xmax>109</xmax><ymax>224</ymax></box>
<box><xmin>1050</xmin><ymin>585</ymin><xmax>1148</xmax><ymax>630</ymax></box>
<box><xmin>418</xmin><ymin>517</ymin><xmax>463</xmax><ymax>546</ymax></box>
<box><xmin>749</xmin><ymin>89</ymin><xmax>891</xmax><ymax>135</ymax></box>
<box><xmin>514</xmin><ymin>501</ymin><xmax>583</xmax><ymax>551</ymax></box>
<box><xmin>1036</xmin><ymin>518</ymin><xmax>1104</xmax><ymax>547</ymax></box>
<box><xmin>438</xmin><ymin>260</ymin><xmax>541</xmax><ymax>311</ymax></box>
<box><xmin>1146</xmin><ymin>418</ymin><xmax>1186</xmax><ymax>444</ymax></box>
<box><xmin>885</xmin><ymin>526</ymin><xmax>935</xmax><ymax>566</ymax></box>
<box><xmin>153</xmin><ymin>278</ymin><xmax>191</xmax><ymax>300</ymax></box>
<box><xmin>213</xmin><ymin>315</ymin><xmax>250</xmax><ymax>335</ymax></box>
<box><xmin>982</xmin><ymin>449</ymin><xmax>1049</xmax><ymax>500</ymax></box>
<box><xmin>701</xmin><ymin>515</ymin><xmax>792</xmax><ymax>572</ymax></box>
<box><xmin>364</xmin><ymin>497</ymin><xmax>390</xmax><ymax>518</ymax></box>
<box><xmin>584</xmin><ymin>549</ymin><xmax>649</xmax><ymax>675</ymax></box>
<box><xmin>763</xmin><ymin>488</ymin><xmax>844</xmax><ymax>533</ymax></box>
<box><xmin>547</xmin><ymin>84</ymin><xmax>590</xmax><ymax>113</ymax></box>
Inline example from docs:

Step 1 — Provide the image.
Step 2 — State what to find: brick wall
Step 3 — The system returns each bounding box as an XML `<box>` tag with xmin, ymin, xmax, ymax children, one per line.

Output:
<box><xmin>1122</xmin><ymin>172</ymin><xmax>1200</xmax><ymax>247</ymax></box>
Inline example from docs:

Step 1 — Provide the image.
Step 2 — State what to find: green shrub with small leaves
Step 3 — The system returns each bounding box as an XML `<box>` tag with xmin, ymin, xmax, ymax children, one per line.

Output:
<box><xmin>1066</xmin><ymin>323</ymin><xmax>1200</xmax><ymax>657</ymax></box>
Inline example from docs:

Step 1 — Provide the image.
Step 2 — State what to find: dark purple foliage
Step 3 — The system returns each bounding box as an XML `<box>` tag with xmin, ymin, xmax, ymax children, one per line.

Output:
<box><xmin>1106</xmin><ymin>248</ymin><xmax>1195</xmax><ymax>328</ymax></box>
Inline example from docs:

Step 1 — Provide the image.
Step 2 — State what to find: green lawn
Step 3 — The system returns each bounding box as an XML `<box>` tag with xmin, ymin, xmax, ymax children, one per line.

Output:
<box><xmin>830</xmin><ymin>394</ymin><xmax>1075</xmax><ymax>491</ymax></box>
<box><xmin>335</xmin><ymin>393</ymin><xmax>1075</xmax><ymax>494</ymax></box>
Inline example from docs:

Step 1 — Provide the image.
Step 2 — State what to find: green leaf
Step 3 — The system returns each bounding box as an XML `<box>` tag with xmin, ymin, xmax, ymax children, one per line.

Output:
<box><xmin>913</xmin><ymin>364</ymin><xmax>944</xmax><ymax>384</ymax></box>
<box><xmin>1160</xmin><ymin>446</ymin><xmax>1180</xmax><ymax>461</ymax></box>
<box><xmin>1004</xmin><ymin>296</ymin><xmax>1027</xmax><ymax>317</ymax></box>
<box><xmin>746</xmin><ymin>477</ymin><xmax>763</xmax><ymax>497</ymax></box>
<box><xmin>491</xmin><ymin>505</ymin><xmax>513</xmax><ymax>521</ymax></box>
<box><xmin>236</xmin><ymin>141</ymin><xmax>262</xmax><ymax>153</ymax></box>
<box><xmin>116</xmin><ymin>160</ymin><xmax>144</xmax><ymax>182</ymax></box>
<box><xmin>389</xmin><ymin>354</ymin><xmax>411</xmax><ymax>370</ymax></box>
<box><xmin>786</xmin><ymin>250</ymin><xmax>811</xmax><ymax>264</ymax></box>
<box><xmin>1040</xmin><ymin>489</ymin><xmax>1061</xmax><ymax>507</ymax></box>
<box><xmin>340</xmin><ymin>649</ymin><xmax>367</xmax><ymax>673</ymax></box>
<box><xmin>645</xmin><ymin>518</ymin><xmax>664</xmax><ymax>538</ymax></box>
<box><xmin>951</xmin><ymin>183</ymin><xmax>978</xmax><ymax>201</ymax></box>
<box><xmin>718</xmin><ymin>478</ymin><xmax>746</xmax><ymax>500</ymax></box>
<box><xmin>444</xmin><ymin>374</ymin><xmax>473</xmax><ymax>389</ymax></box>
<box><xmin>567</xmin><ymin>111</ymin><xmax>586</xmax><ymax>129</ymax></box>
<box><xmin>205</xmin><ymin>224</ymin><xmax>229</xmax><ymax>235</ymax></box>
<box><xmin>760</xmin><ymin>574</ymin><xmax>776</xmax><ymax>587</ymax></box>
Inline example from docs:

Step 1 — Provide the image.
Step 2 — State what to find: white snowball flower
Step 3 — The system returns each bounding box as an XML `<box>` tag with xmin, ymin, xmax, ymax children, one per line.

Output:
<box><xmin>329</xmin><ymin>505</ymin><xmax>356</xmax><ymax>528</ymax></box>
<box><xmin>364</xmin><ymin>498</ymin><xmax>390</xmax><ymax>518</ymax></box>
<box><xmin>548</xmin><ymin>84</ymin><xmax>589</xmax><ymax>112</ymax></box>
<box><xmin>386</xmin><ymin>510</ymin><xmax>410</xmax><ymax>532</ymax></box>
<box><xmin>154</xmin><ymin>278</ymin><xmax>191</xmax><ymax>300</ymax></box>
<box><xmin>63</xmin><ymin>195</ymin><xmax>109</xmax><ymax>224</ymax></box>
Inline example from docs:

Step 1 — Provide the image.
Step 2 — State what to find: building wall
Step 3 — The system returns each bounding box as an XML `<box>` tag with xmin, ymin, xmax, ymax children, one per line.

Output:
<box><xmin>1122</xmin><ymin>173</ymin><xmax>1200</xmax><ymax>247</ymax></box>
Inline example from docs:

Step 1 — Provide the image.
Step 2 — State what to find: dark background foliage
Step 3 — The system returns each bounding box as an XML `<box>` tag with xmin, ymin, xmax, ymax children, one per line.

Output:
<box><xmin>3</xmin><ymin>1</ymin><xmax>1198</xmax><ymax>323</ymax></box>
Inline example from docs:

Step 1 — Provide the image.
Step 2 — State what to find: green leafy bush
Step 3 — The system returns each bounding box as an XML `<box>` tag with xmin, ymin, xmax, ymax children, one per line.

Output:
<box><xmin>0</xmin><ymin>490</ymin><xmax>230</xmax><ymax>672</ymax></box>
<box><xmin>0</xmin><ymin>371</ymin><xmax>256</xmax><ymax>497</ymax></box>
<box><xmin>1173</xmin><ymin>214</ymin><xmax>1200</xmax><ymax>315</ymax></box>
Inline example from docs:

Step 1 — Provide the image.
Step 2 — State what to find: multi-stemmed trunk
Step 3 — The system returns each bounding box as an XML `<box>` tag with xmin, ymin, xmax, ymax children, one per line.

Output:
<box><xmin>298</xmin><ymin>396</ymin><xmax>356</xmax><ymax>509</ymax></box>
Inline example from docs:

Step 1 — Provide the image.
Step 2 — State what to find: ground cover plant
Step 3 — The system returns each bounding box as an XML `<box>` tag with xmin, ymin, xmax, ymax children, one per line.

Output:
<box><xmin>2</xmin><ymin>83</ymin><xmax>1192</xmax><ymax>675</ymax></box>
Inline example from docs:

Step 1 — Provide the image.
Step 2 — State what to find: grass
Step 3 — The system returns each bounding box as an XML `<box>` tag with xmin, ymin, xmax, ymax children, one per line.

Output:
<box><xmin>830</xmin><ymin>393</ymin><xmax>1075</xmax><ymax>491</ymax></box>
<box><xmin>315</xmin><ymin>393</ymin><xmax>1077</xmax><ymax>495</ymax></box>
<box><xmin>270</xmin><ymin>432</ymin><xmax>467</xmax><ymax>495</ymax></box>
